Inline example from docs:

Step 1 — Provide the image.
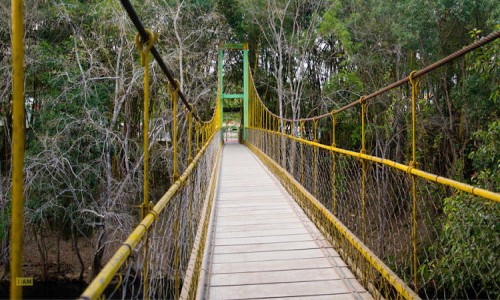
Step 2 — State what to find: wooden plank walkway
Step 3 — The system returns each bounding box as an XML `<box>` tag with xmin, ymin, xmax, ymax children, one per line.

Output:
<box><xmin>202</xmin><ymin>144</ymin><xmax>372</xmax><ymax>299</ymax></box>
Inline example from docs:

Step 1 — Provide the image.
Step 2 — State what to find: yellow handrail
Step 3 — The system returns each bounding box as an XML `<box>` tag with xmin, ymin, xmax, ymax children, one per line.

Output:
<box><xmin>245</xmin><ymin>33</ymin><xmax>500</xmax><ymax>299</ymax></box>
<box><xmin>80</xmin><ymin>129</ymin><xmax>220</xmax><ymax>300</ymax></box>
<box><xmin>80</xmin><ymin>16</ymin><xmax>222</xmax><ymax>300</ymax></box>
<box><xmin>252</xmin><ymin>130</ymin><xmax>500</xmax><ymax>203</ymax></box>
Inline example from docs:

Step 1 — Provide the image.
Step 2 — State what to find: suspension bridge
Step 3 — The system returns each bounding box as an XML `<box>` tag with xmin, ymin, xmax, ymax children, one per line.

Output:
<box><xmin>8</xmin><ymin>0</ymin><xmax>500</xmax><ymax>299</ymax></box>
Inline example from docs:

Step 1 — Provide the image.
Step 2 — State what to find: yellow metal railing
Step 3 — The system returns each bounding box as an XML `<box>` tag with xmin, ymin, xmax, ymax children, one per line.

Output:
<box><xmin>246</xmin><ymin>31</ymin><xmax>499</xmax><ymax>299</ymax></box>
<box><xmin>79</xmin><ymin>46</ymin><xmax>221</xmax><ymax>300</ymax></box>
<box><xmin>10</xmin><ymin>0</ymin><xmax>223</xmax><ymax>297</ymax></box>
<box><xmin>76</xmin><ymin>2</ymin><xmax>223</xmax><ymax>299</ymax></box>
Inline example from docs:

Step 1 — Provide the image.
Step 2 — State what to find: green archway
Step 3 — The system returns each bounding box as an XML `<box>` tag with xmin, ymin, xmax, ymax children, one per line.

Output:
<box><xmin>218</xmin><ymin>43</ymin><xmax>249</xmax><ymax>141</ymax></box>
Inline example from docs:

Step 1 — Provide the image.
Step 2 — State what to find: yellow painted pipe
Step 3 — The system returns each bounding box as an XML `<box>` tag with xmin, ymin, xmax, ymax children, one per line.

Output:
<box><xmin>188</xmin><ymin>112</ymin><xmax>193</xmax><ymax>164</ymax></box>
<box><xmin>360</xmin><ymin>102</ymin><xmax>367</xmax><ymax>243</ymax></box>
<box><xmin>410</xmin><ymin>71</ymin><xmax>420</xmax><ymax>291</ymax></box>
<box><xmin>11</xmin><ymin>0</ymin><xmax>26</xmax><ymax>299</ymax></box>
<box><xmin>331</xmin><ymin>116</ymin><xmax>337</xmax><ymax>214</ymax></box>
<box><xmin>138</xmin><ymin>33</ymin><xmax>152</xmax><ymax>299</ymax></box>
<box><xmin>252</xmin><ymin>128</ymin><xmax>500</xmax><ymax>203</ymax></box>
<box><xmin>168</xmin><ymin>80</ymin><xmax>181</xmax><ymax>181</ymax></box>
<box><xmin>80</xmin><ymin>130</ymin><xmax>220</xmax><ymax>300</ymax></box>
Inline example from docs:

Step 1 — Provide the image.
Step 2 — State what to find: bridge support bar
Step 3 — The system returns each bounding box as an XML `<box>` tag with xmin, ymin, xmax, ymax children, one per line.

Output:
<box><xmin>11</xmin><ymin>0</ymin><xmax>26</xmax><ymax>299</ymax></box>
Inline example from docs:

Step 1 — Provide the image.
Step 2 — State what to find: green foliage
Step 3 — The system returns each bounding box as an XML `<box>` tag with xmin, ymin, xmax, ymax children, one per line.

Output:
<box><xmin>324</xmin><ymin>69</ymin><xmax>363</xmax><ymax>104</ymax></box>
<box><xmin>421</xmin><ymin>120</ymin><xmax>500</xmax><ymax>298</ymax></box>
<box><xmin>468</xmin><ymin>120</ymin><xmax>500</xmax><ymax>190</ymax></box>
<box><xmin>466</xmin><ymin>28</ymin><xmax>500</xmax><ymax>104</ymax></box>
<box><xmin>217</xmin><ymin>0</ymin><xmax>245</xmax><ymax>39</ymax></box>
<box><xmin>223</xmin><ymin>98</ymin><xmax>243</xmax><ymax>110</ymax></box>
<box><xmin>424</xmin><ymin>194</ymin><xmax>500</xmax><ymax>298</ymax></box>
<box><xmin>319</xmin><ymin>0</ymin><xmax>354</xmax><ymax>54</ymax></box>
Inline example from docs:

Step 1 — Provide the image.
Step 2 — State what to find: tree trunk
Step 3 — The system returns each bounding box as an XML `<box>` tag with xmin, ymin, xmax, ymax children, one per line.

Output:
<box><xmin>71</xmin><ymin>226</ymin><xmax>85</xmax><ymax>283</ymax></box>
<box><xmin>91</xmin><ymin>227</ymin><xmax>107</xmax><ymax>280</ymax></box>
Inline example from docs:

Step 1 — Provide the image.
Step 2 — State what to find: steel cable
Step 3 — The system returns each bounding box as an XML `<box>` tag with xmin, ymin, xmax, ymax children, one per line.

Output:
<box><xmin>119</xmin><ymin>0</ymin><xmax>203</xmax><ymax>122</ymax></box>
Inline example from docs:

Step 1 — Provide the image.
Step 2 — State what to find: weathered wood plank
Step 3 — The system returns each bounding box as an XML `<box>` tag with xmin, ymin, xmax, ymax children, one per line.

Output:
<box><xmin>210</xmin><ymin>268</ymin><xmax>341</xmax><ymax>286</ymax></box>
<box><xmin>209</xmin><ymin>280</ymin><xmax>351</xmax><ymax>299</ymax></box>
<box><xmin>204</xmin><ymin>144</ymin><xmax>371</xmax><ymax>299</ymax></box>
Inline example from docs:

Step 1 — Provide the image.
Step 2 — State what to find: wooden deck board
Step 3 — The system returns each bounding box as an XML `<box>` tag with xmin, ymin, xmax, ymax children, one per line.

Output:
<box><xmin>209</xmin><ymin>280</ymin><xmax>351</xmax><ymax>299</ymax></box>
<box><xmin>210</xmin><ymin>268</ymin><xmax>341</xmax><ymax>286</ymax></box>
<box><xmin>204</xmin><ymin>144</ymin><xmax>371</xmax><ymax>299</ymax></box>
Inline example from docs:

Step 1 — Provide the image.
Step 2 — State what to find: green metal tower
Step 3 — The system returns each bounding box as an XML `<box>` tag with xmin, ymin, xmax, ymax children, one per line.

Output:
<box><xmin>218</xmin><ymin>42</ymin><xmax>249</xmax><ymax>141</ymax></box>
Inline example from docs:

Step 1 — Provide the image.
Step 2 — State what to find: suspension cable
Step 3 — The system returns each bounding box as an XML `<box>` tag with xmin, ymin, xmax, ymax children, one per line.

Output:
<box><xmin>119</xmin><ymin>0</ymin><xmax>203</xmax><ymax>122</ymax></box>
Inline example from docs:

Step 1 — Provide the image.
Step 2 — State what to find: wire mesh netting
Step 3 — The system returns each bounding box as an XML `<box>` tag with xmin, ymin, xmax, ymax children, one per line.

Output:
<box><xmin>247</xmin><ymin>61</ymin><xmax>499</xmax><ymax>298</ymax></box>
<box><xmin>100</xmin><ymin>133</ymin><xmax>220</xmax><ymax>299</ymax></box>
<box><xmin>247</xmin><ymin>127</ymin><xmax>499</xmax><ymax>299</ymax></box>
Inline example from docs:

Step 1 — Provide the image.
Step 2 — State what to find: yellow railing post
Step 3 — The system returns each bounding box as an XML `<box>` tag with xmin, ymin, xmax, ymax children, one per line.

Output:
<box><xmin>274</xmin><ymin>116</ymin><xmax>276</xmax><ymax>160</ymax></box>
<box><xmin>135</xmin><ymin>29</ymin><xmax>156</xmax><ymax>300</ymax></box>
<box><xmin>250</xmin><ymin>92</ymin><xmax>253</xmax><ymax>128</ymax></box>
<box><xmin>254</xmin><ymin>95</ymin><xmax>258</xmax><ymax>129</ymax></box>
<box><xmin>260</xmin><ymin>105</ymin><xmax>264</xmax><ymax>148</ymax></box>
<box><xmin>331</xmin><ymin>115</ymin><xmax>337</xmax><ymax>215</ymax></box>
<box><xmin>290</xmin><ymin>120</ymin><xmax>296</xmax><ymax>177</ymax></box>
<box><xmin>206</xmin><ymin>124</ymin><xmax>209</xmax><ymax>146</ymax></box>
<box><xmin>173</xmin><ymin>201</ymin><xmax>180</xmax><ymax>299</ymax></box>
<box><xmin>275</xmin><ymin>117</ymin><xmax>279</xmax><ymax>164</ymax></box>
<box><xmin>313</xmin><ymin>119</ymin><xmax>318</xmax><ymax>197</ymax></box>
<box><xmin>409</xmin><ymin>71</ymin><xmax>420</xmax><ymax>291</ymax></box>
<box><xmin>270</xmin><ymin>115</ymin><xmax>274</xmax><ymax>158</ymax></box>
<box><xmin>169</xmin><ymin>80</ymin><xmax>183</xmax><ymax>298</ymax></box>
<box><xmin>168</xmin><ymin>79</ymin><xmax>181</xmax><ymax>182</ymax></box>
<box><xmin>202</xmin><ymin>124</ymin><xmax>206</xmax><ymax>146</ymax></box>
<box><xmin>10</xmin><ymin>0</ymin><xmax>26</xmax><ymax>298</ymax></box>
<box><xmin>272</xmin><ymin>116</ymin><xmax>275</xmax><ymax>160</ymax></box>
<box><xmin>195</xmin><ymin>122</ymin><xmax>200</xmax><ymax>153</ymax></box>
<box><xmin>187</xmin><ymin>109</ymin><xmax>193</xmax><ymax>164</ymax></box>
<box><xmin>267</xmin><ymin>111</ymin><xmax>270</xmax><ymax>154</ymax></box>
<box><xmin>282</xmin><ymin>120</ymin><xmax>288</xmax><ymax>170</ymax></box>
<box><xmin>270</xmin><ymin>114</ymin><xmax>274</xmax><ymax>157</ymax></box>
<box><xmin>360</xmin><ymin>97</ymin><xmax>367</xmax><ymax>244</ymax></box>
<box><xmin>263</xmin><ymin>110</ymin><xmax>269</xmax><ymax>155</ymax></box>
<box><xmin>265</xmin><ymin>110</ymin><xmax>269</xmax><ymax>153</ymax></box>
<box><xmin>262</xmin><ymin>107</ymin><xmax>264</xmax><ymax>146</ymax></box>
<box><xmin>257</xmin><ymin>103</ymin><xmax>261</xmax><ymax>146</ymax></box>
<box><xmin>251</xmin><ymin>93</ymin><xmax>255</xmax><ymax>128</ymax></box>
<box><xmin>187</xmin><ymin>109</ymin><xmax>194</xmax><ymax>249</ymax></box>
<box><xmin>300</xmin><ymin>120</ymin><xmax>305</xmax><ymax>186</ymax></box>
